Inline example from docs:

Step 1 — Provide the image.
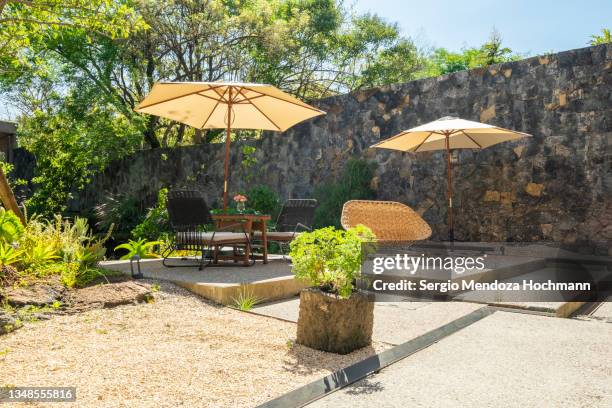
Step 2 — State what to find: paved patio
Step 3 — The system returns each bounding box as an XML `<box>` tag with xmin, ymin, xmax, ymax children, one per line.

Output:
<box><xmin>100</xmin><ymin>257</ymin><xmax>306</xmax><ymax>305</ymax></box>
<box><xmin>308</xmin><ymin>311</ymin><xmax>612</xmax><ymax>407</ymax></box>
<box><xmin>253</xmin><ymin>298</ymin><xmax>484</xmax><ymax>345</ymax></box>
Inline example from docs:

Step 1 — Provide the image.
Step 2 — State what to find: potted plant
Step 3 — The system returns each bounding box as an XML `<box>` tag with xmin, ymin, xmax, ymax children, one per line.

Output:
<box><xmin>289</xmin><ymin>225</ymin><xmax>376</xmax><ymax>354</ymax></box>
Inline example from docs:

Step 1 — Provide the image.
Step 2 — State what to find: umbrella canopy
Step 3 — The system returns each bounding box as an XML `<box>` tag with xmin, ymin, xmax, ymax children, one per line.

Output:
<box><xmin>135</xmin><ymin>81</ymin><xmax>325</xmax><ymax>210</ymax></box>
<box><xmin>372</xmin><ymin>116</ymin><xmax>531</xmax><ymax>241</ymax></box>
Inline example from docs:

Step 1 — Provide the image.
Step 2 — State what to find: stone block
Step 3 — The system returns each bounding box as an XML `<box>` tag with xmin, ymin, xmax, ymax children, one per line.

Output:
<box><xmin>540</xmin><ymin>224</ymin><xmax>553</xmax><ymax>237</ymax></box>
<box><xmin>483</xmin><ymin>190</ymin><xmax>500</xmax><ymax>202</ymax></box>
<box><xmin>554</xmin><ymin>145</ymin><xmax>571</xmax><ymax>157</ymax></box>
<box><xmin>500</xmin><ymin>191</ymin><xmax>517</xmax><ymax>205</ymax></box>
<box><xmin>480</xmin><ymin>105</ymin><xmax>496</xmax><ymax>122</ymax></box>
<box><xmin>525</xmin><ymin>182</ymin><xmax>545</xmax><ymax>197</ymax></box>
<box><xmin>513</xmin><ymin>145</ymin><xmax>525</xmax><ymax>158</ymax></box>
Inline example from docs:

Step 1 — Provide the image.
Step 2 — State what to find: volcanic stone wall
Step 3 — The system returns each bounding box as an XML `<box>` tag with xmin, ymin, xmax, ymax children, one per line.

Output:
<box><xmin>72</xmin><ymin>44</ymin><xmax>611</xmax><ymax>253</ymax></box>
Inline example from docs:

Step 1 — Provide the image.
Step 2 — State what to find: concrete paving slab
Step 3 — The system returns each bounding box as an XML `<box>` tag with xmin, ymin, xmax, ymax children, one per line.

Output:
<box><xmin>102</xmin><ymin>256</ymin><xmax>292</xmax><ymax>285</ymax></box>
<box><xmin>252</xmin><ymin>298</ymin><xmax>483</xmax><ymax>345</ymax></box>
<box><xmin>100</xmin><ymin>257</ymin><xmax>306</xmax><ymax>305</ymax></box>
<box><xmin>592</xmin><ymin>301</ymin><xmax>612</xmax><ymax>321</ymax></box>
<box><xmin>309</xmin><ymin>312</ymin><xmax>612</xmax><ymax>408</ymax></box>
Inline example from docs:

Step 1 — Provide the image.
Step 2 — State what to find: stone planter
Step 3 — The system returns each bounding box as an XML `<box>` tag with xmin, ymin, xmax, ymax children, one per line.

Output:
<box><xmin>296</xmin><ymin>288</ymin><xmax>374</xmax><ymax>354</ymax></box>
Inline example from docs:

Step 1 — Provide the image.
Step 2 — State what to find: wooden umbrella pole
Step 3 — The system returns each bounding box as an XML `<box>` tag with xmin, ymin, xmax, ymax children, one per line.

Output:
<box><xmin>0</xmin><ymin>168</ymin><xmax>24</xmax><ymax>223</ymax></box>
<box><xmin>445</xmin><ymin>133</ymin><xmax>454</xmax><ymax>243</ymax></box>
<box><xmin>222</xmin><ymin>88</ymin><xmax>233</xmax><ymax>212</ymax></box>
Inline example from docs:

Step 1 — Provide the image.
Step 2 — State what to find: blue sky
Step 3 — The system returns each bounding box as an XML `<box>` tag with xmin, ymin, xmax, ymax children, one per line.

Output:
<box><xmin>351</xmin><ymin>0</ymin><xmax>611</xmax><ymax>56</ymax></box>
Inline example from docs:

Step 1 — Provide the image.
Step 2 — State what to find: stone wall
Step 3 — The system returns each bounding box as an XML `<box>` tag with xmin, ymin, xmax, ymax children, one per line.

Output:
<box><xmin>71</xmin><ymin>44</ymin><xmax>611</xmax><ymax>253</ymax></box>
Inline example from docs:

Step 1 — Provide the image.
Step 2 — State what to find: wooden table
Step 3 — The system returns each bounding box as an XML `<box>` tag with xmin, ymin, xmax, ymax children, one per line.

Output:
<box><xmin>212</xmin><ymin>214</ymin><xmax>271</xmax><ymax>264</ymax></box>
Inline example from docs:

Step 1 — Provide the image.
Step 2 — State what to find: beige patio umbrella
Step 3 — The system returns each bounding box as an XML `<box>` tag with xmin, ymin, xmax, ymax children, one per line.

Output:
<box><xmin>135</xmin><ymin>81</ymin><xmax>325</xmax><ymax>211</ymax></box>
<box><xmin>372</xmin><ymin>116</ymin><xmax>531</xmax><ymax>242</ymax></box>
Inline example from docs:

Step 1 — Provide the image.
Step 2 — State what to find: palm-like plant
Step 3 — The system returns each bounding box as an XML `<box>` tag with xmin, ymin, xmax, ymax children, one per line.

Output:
<box><xmin>22</xmin><ymin>241</ymin><xmax>59</xmax><ymax>267</ymax></box>
<box><xmin>0</xmin><ymin>241</ymin><xmax>22</xmax><ymax>266</ymax></box>
<box><xmin>114</xmin><ymin>239</ymin><xmax>162</xmax><ymax>260</ymax></box>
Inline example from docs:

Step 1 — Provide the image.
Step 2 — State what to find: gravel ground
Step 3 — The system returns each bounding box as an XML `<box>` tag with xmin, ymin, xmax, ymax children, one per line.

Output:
<box><xmin>0</xmin><ymin>281</ymin><xmax>388</xmax><ymax>407</ymax></box>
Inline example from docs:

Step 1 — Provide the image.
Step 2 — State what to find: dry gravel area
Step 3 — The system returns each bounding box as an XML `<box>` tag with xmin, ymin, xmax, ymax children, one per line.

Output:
<box><xmin>0</xmin><ymin>281</ymin><xmax>389</xmax><ymax>407</ymax></box>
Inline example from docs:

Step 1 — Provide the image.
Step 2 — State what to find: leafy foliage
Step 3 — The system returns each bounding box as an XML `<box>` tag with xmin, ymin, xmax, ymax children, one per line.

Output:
<box><xmin>590</xmin><ymin>29</ymin><xmax>611</xmax><ymax>45</ymax></box>
<box><xmin>0</xmin><ymin>242</ymin><xmax>22</xmax><ymax>266</ymax></box>
<box><xmin>419</xmin><ymin>29</ymin><xmax>522</xmax><ymax>76</ymax></box>
<box><xmin>60</xmin><ymin>264</ymin><xmax>114</xmax><ymax>289</ymax></box>
<box><xmin>243</xmin><ymin>185</ymin><xmax>281</xmax><ymax>220</ymax></box>
<box><xmin>289</xmin><ymin>225</ymin><xmax>375</xmax><ymax>298</ymax></box>
<box><xmin>131</xmin><ymin>188</ymin><xmax>170</xmax><ymax>241</ymax></box>
<box><xmin>114</xmin><ymin>239</ymin><xmax>162</xmax><ymax>260</ymax></box>
<box><xmin>17</xmin><ymin>99</ymin><xmax>143</xmax><ymax>215</ymax></box>
<box><xmin>12</xmin><ymin>214</ymin><xmax>111</xmax><ymax>283</ymax></box>
<box><xmin>314</xmin><ymin>158</ymin><xmax>376</xmax><ymax>228</ymax></box>
<box><xmin>94</xmin><ymin>194</ymin><xmax>144</xmax><ymax>233</ymax></box>
<box><xmin>0</xmin><ymin>208</ymin><xmax>24</xmax><ymax>243</ymax></box>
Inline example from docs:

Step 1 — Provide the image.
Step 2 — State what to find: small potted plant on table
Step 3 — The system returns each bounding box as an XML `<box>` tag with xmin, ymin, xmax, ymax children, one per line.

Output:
<box><xmin>289</xmin><ymin>225</ymin><xmax>375</xmax><ymax>354</ymax></box>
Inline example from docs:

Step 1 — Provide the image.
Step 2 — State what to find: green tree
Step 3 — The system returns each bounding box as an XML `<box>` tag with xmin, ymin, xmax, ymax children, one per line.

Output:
<box><xmin>590</xmin><ymin>28</ymin><xmax>611</xmax><ymax>45</ymax></box>
<box><xmin>419</xmin><ymin>29</ymin><xmax>521</xmax><ymax>76</ymax></box>
<box><xmin>0</xmin><ymin>0</ymin><xmax>144</xmax><ymax>76</ymax></box>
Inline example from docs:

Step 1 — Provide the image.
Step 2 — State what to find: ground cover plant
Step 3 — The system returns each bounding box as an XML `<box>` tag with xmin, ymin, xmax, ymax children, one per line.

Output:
<box><xmin>0</xmin><ymin>208</ymin><xmax>114</xmax><ymax>289</ymax></box>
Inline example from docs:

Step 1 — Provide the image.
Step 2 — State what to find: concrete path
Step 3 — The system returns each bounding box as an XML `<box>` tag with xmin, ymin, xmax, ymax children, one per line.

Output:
<box><xmin>253</xmin><ymin>298</ymin><xmax>483</xmax><ymax>345</ymax></box>
<box><xmin>308</xmin><ymin>312</ymin><xmax>612</xmax><ymax>408</ymax></box>
<box><xmin>101</xmin><ymin>257</ymin><xmax>292</xmax><ymax>286</ymax></box>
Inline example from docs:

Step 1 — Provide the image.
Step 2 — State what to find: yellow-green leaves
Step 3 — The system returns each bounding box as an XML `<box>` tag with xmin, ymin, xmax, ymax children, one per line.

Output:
<box><xmin>289</xmin><ymin>225</ymin><xmax>375</xmax><ymax>299</ymax></box>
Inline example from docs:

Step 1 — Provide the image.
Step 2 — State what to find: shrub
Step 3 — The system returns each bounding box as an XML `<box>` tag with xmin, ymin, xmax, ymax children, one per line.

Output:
<box><xmin>13</xmin><ymin>213</ymin><xmax>111</xmax><ymax>282</ymax></box>
<box><xmin>313</xmin><ymin>158</ymin><xmax>376</xmax><ymax>228</ymax></box>
<box><xmin>94</xmin><ymin>194</ymin><xmax>144</xmax><ymax>233</ymax></box>
<box><xmin>289</xmin><ymin>225</ymin><xmax>375</xmax><ymax>298</ymax></box>
<box><xmin>244</xmin><ymin>185</ymin><xmax>281</xmax><ymax>219</ymax></box>
<box><xmin>0</xmin><ymin>208</ymin><xmax>24</xmax><ymax>243</ymax></box>
<box><xmin>131</xmin><ymin>188</ymin><xmax>170</xmax><ymax>241</ymax></box>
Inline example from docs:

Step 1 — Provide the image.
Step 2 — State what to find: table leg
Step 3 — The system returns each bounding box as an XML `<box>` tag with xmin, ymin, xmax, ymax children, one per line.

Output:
<box><xmin>262</xmin><ymin>224</ymin><xmax>268</xmax><ymax>264</ymax></box>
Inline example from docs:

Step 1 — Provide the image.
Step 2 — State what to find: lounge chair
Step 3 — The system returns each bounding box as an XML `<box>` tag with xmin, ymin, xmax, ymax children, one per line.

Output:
<box><xmin>341</xmin><ymin>200</ymin><xmax>432</xmax><ymax>245</ymax></box>
<box><xmin>162</xmin><ymin>190</ymin><xmax>253</xmax><ymax>269</ymax></box>
<box><xmin>253</xmin><ymin>199</ymin><xmax>318</xmax><ymax>258</ymax></box>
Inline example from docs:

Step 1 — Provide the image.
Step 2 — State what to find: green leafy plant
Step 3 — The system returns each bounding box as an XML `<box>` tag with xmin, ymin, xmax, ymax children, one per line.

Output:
<box><xmin>131</xmin><ymin>188</ymin><xmax>170</xmax><ymax>241</ymax></box>
<box><xmin>94</xmin><ymin>194</ymin><xmax>144</xmax><ymax>233</ymax></box>
<box><xmin>244</xmin><ymin>185</ymin><xmax>281</xmax><ymax>220</ymax></box>
<box><xmin>60</xmin><ymin>264</ymin><xmax>112</xmax><ymax>288</ymax></box>
<box><xmin>21</xmin><ymin>241</ymin><xmax>59</xmax><ymax>268</ymax></box>
<box><xmin>0</xmin><ymin>242</ymin><xmax>22</xmax><ymax>267</ymax></box>
<box><xmin>231</xmin><ymin>284</ymin><xmax>263</xmax><ymax>311</ymax></box>
<box><xmin>289</xmin><ymin>225</ymin><xmax>375</xmax><ymax>299</ymax></box>
<box><xmin>114</xmin><ymin>239</ymin><xmax>163</xmax><ymax>260</ymax></box>
<box><xmin>314</xmin><ymin>158</ymin><xmax>377</xmax><ymax>228</ymax></box>
<box><xmin>0</xmin><ymin>208</ymin><xmax>24</xmax><ymax>244</ymax></box>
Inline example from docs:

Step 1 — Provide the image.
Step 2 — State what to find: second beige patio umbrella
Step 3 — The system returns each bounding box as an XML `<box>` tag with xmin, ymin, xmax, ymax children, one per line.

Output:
<box><xmin>135</xmin><ymin>81</ymin><xmax>325</xmax><ymax>211</ymax></box>
<box><xmin>372</xmin><ymin>116</ymin><xmax>531</xmax><ymax>242</ymax></box>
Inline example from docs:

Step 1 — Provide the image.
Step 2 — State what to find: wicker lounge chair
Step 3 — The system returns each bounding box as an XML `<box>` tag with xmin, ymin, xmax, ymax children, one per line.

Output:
<box><xmin>162</xmin><ymin>190</ymin><xmax>253</xmax><ymax>269</ymax></box>
<box><xmin>341</xmin><ymin>200</ymin><xmax>432</xmax><ymax>244</ymax></box>
<box><xmin>253</xmin><ymin>199</ymin><xmax>318</xmax><ymax>257</ymax></box>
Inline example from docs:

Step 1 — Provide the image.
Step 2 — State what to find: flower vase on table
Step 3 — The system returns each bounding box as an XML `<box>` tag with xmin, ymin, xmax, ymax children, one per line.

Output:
<box><xmin>234</xmin><ymin>194</ymin><xmax>247</xmax><ymax>213</ymax></box>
